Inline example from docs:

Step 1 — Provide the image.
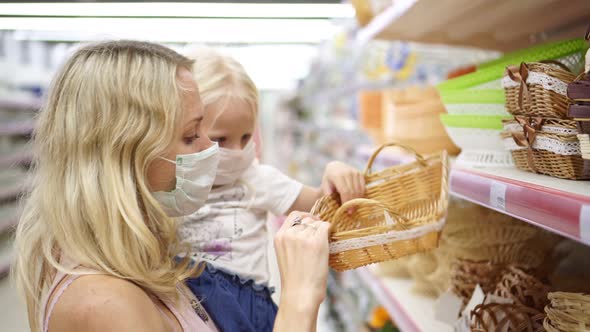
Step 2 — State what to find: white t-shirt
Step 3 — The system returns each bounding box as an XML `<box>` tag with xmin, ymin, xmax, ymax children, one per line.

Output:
<box><xmin>179</xmin><ymin>163</ymin><xmax>303</xmax><ymax>287</ymax></box>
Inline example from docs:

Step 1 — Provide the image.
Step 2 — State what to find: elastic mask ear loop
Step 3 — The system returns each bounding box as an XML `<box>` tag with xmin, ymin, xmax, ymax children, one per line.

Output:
<box><xmin>159</xmin><ymin>157</ymin><xmax>177</xmax><ymax>165</ymax></box>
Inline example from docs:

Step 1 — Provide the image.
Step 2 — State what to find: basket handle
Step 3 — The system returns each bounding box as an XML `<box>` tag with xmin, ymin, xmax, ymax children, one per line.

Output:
<box><xmin>364</xmin><ymin>142</ymin><xmax>428</xmax><ymax>176</ymax></box>
<box><xmin>330</xmin><ymin>198</ymin><xmax>409</xmax><ymax>233</ymax></box>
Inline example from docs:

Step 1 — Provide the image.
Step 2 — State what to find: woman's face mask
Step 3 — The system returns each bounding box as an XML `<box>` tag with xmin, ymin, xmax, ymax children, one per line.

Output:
<box><xmin>214</xmin><ymin>139</ymin><xmax>256</xmax><ymax>186</ymax></box>
<box><xmin>152</xmin><ymin>142</ymin><xmax>219</xmax><ymax>217</ymax></box>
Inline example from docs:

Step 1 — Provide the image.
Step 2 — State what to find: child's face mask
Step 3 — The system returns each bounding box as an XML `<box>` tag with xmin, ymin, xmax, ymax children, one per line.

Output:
<box><xmin>214</xmin><ymin>139</ymin><xmax>256</xmax><ymax>186</ymax></box>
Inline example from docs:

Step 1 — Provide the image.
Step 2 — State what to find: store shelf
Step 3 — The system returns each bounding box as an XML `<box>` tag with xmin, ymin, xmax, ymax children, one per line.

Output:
<box><xmin>451</xmin><ymin>166</ymin><xmax>590</xmax><ymax>246</ymax></box>
<box><xmin>0</xmin><ymin>119</ymin><xmax>35</xmax><ymax>136</ymax></box>
<box><xmin>356</xmin><ymin>267</ymin><xmax>452</xmax><ymax>332</ymax></box>
<box><xmin>356</xmin><ymin>146</ymin><xmax>590</xmax><ymax>246</ymax></box>
<box><xmin>0</xmin><ymin>238</ymin><xmax>12</xmax><ymax>277</ymax></box>
<box><xmin>358</xmin><ymin>0</ymin><xmax>590</xmax><ymax>51</ymax></box>
<box><xmin>0</xmin><ymin>150</ymin><xmax>33</xmax><ymax>168</ymax></box>
<box><xmin>0</xmin><ymin>97</ymin><xmax>42</xmax><ymax>111</ymax></box>
<box><xmin>0</xmin><ymin>181</ymin><xmax>30</xmax><ymax>202</ymax></box>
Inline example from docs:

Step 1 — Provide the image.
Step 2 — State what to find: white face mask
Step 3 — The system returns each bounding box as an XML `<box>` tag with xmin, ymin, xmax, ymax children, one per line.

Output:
<box><xmin>152</xmin><ymin>143</ymin><xmax>219</xmax><ymax>217</ymax></box>
<box><xmin>214</xmin><ymin>139</ymin><xmax>256</xmax><ymax>186</ymax></box>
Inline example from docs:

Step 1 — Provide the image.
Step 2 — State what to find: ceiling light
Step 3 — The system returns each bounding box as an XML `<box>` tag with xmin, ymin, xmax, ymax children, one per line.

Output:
<box><xmin>0</xmin><ymin>2</ymin><xmax>355</xmax><ymax>19</ymax></box>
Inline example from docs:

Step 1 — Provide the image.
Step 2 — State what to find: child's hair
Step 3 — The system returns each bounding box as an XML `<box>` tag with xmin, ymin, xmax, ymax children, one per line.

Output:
<box><xmin>12</xmin><ymin>40</ymin><xmax>196</xmax><ymax>331</ymax></box>
<box><xmin>184</xmin><ymin>47</ymin><xmax>258</xmax><ymax>121</ymax></box>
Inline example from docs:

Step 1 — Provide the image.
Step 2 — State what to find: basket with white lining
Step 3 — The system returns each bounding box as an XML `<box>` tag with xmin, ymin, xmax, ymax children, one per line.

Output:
<box><xmin>502</xmin><ymin>118</ymin><xmax>590</xmax><ymax>179</ymax></box>
<box><xmin>310</xmin><ymin>143</ymin><xmax>449</xmax><ymax>271</ymax></box>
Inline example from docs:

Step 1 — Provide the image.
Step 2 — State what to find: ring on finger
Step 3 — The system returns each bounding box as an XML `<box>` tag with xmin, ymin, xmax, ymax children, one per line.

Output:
<box><xmin>291</xmin><ymin>215</ymin><xmax>303</xmax><ymax>227</ymax></box>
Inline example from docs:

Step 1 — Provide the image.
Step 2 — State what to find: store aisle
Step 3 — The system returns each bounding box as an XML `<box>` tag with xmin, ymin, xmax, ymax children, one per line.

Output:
<box><xmin>0</xmin><ymin>276</ymin><xmax>29</xmax><ymax>332</ymax></box>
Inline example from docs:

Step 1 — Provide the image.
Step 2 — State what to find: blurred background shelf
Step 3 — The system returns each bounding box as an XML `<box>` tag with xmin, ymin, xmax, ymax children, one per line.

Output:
<box><xmin>0</xmin><ymin>120</ymin><xmax>35</xmax><ymax>137</ymax></box>
<box><xmin>358</xmin><ymin>0</ymin><xmax>590</xmax><ymax>51</ymax></box>
<box><xmin>0</xmin><ymin>97</ymin><xmax>42</xmax><ymax>111</ymax></box>
<box><xmin>0</xmin><ymin>150</ymin><xmax>33</xmax><ymax>168</ymax></box>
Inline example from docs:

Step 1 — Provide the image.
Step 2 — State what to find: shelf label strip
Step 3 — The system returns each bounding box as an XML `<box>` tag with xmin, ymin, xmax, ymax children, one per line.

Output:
<box><xmin>489</xmin><ymin>181</ymin><xmax>507</xmax><ymax>211</ymax></box>
<box><xmin>581</xmin><ymin>205</ymin><xmax>590</xmax><ymax>245</ymax></box>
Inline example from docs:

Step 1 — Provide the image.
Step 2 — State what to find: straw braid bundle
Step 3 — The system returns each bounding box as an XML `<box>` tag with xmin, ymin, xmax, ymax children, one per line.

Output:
<box><xmin>544</xmin><ymin>292</ymin><xmax>590</xmax><ymax>332</ymax></box>
<box><xmin>493</xmin><ymin>267</ymin><xmax>552</xmax><ymax>311</ymax></box>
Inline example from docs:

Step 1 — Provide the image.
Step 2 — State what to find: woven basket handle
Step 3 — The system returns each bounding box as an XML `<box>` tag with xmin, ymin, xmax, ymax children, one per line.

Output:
<box><xmin>330</xmin><ymin>198</ymin><xmax>409</xmax><ymax>233</ymax></box>
<box><xmin>364</xmin><ymin>142</ymin><xmax>428</xmax><ymax>176</ymax></box>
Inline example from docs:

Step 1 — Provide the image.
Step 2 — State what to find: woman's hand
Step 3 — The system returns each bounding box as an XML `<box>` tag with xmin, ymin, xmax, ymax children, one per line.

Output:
<box><xmin>321</xmin><ymin>161</ymin><xmax>365</xmax><ymax>203</ymax></box>
<box><xmin>273</xmin><ymin>212</ymin><xmax>331</xmax><ymax>332</ymax></box>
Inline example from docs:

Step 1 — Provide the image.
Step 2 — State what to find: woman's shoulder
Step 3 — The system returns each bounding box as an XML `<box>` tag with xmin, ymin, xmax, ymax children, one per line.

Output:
<box><xmin>48</xmin><ymin>274</ymin><xmax>166</xmax><ymax>332</ymax></box>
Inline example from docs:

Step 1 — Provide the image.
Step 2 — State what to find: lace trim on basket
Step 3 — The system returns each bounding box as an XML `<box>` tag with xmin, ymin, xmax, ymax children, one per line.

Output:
<box><xmin>503</xmin><ymin>123</ymin><xmax>578</xmax><ymax>135</ymax></box>
<box><xmin>445</xmin><ymin>103</ymin><xmax>509</xmax><ymax>116</ymax></box>
<box><xmin>329</xmin><ymin>218</ymin><xmax>446</xmax><ymax>254</ymax></box>
<box><xmin>502</xmin><ymin>72</ymin><xmax>568</xmax><ymax>96</ymax></box>
<box><xmin>503</xmin><ymin>136</ymin><xmax>581</xmax><ymax>155</ymax></box>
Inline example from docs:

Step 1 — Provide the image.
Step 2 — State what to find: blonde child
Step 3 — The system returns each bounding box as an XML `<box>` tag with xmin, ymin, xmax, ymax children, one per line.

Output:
<box><xmin>180</xmin><ymin>48</ymin><xmax>365</xmax><ymax>332</ymax></box>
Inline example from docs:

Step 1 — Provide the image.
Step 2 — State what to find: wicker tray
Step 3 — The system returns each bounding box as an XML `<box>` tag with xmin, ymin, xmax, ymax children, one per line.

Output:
<box><xmin>544</xmin><ymin>292</ymin><xmax>590</xmax><ymax>332</ymax></box>
<box><xmin>310</xmin><ymin>143</ymin><xmax>449</xmax><ymax>271</ymax></box>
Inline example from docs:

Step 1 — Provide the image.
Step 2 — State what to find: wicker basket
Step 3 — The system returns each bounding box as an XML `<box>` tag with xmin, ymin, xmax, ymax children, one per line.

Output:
<box><xmin>471</xmin><ymin>302</ymin><xmax>546</xmax><ymax>332</ymax></box>
<box><xmin>451</xmin><ymin>259</ymin><xmax>507</xmax><ymax>305</ymax></box>
<box><xmin>544</xmin><ymin>292</ymin><xmax>590</xmax><ymax>332</ymax></box>
<box><xmin>310</xmin><ymin>142</ymin><xmax>449</xmax><ymax>271</ymax></box>
<box><xmin>493</xmin><ymin>267</ymin><xmax>552</xmax><ymax>311</ymax></box>
<box><xmin>502</xmin><ymin>117</ymin><xmax>590</xmax><ymax>179</ymax></box>
<box><xmin>503</xmin><ymin>62</ymin><xmax>578</xmax><ymax>118</ymax></box>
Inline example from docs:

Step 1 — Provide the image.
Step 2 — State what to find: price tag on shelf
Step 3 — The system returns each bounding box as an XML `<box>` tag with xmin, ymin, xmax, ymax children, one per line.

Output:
<box><xmin>580</xmin><ymin>205</ymin><xmax>590</xmax><ymax>245</ymax></box>
<box><xmin>489</xmin><ymin>181</ymin><xmax>507</xmax><ymax>211</ymax></box>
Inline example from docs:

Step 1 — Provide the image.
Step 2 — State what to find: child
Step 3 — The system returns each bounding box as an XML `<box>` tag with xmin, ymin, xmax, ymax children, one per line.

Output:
<box><xmin>181</xmin><ymin>47</ymin><xmax>365</xmax><ymax>332</ymax></box>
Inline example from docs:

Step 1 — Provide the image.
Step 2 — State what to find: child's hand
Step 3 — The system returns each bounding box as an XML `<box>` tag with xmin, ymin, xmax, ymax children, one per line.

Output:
<box><xmin>320</xmin><ymin>161</ymin><xmax>365</xmax><ymax>203</ymax></box>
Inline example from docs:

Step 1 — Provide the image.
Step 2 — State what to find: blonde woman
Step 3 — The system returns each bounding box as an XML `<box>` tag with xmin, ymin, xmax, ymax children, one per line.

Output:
<box><xmin>178</xmin><ymin>47</ymin><xmax>365</xmax><ymax>332</ymax></box>
<box><xmin>13</xmin><ymin>40</ymin><xmax>331</xmax><ymax>332</ymax></box>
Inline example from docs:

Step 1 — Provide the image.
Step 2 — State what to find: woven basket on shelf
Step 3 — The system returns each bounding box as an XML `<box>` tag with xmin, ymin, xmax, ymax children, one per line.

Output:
<box><xmin>503</xmin><ymin>62</ymin><xmax>578</xmax><ymax>118</ymax></box>
<box><xmin>493</xmin><ymin>267</ymin><xmax>552</xmax><ymax>312</ymax></box>
<box><xmin>502</xmin><ymin>118</ymin><xmax>590</xmax><ymax>179</ymax></box>
<box><xmin>310</xmin><ymin>142</ymin><xmax>449</xmax><ymax>271</ymax></box>
<box><xmin>471</xmin><ymin>302</ymin><xmax>546</xmax><ymax>332</ymax></box>
<box><xmin>544</xmin><ymin>292</ymin><xmax>590</xmax><ymax>332</ymax></box>
<box><xmin>450</xmin><ymin>259</ymin><xmax>508</xmax><ymax>305</ymax></box>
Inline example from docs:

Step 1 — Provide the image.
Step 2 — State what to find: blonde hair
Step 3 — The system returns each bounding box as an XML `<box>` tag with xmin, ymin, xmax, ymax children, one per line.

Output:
<box><xmin>12</xmin><ymin>40</ymin><xmax>196</xmax><ymax>331</ymax></box>
<box><xmin>185</xmin><ymin>47</ymin><xmax>258</xmax><ymax>122</ymax></box>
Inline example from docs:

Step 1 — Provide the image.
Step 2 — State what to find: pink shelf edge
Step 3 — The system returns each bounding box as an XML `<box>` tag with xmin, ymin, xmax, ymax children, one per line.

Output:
<box><xmin>450</xmin><ymin>168</ymin><xmax>590</xmax><ymax>245</ymax></box>
<box><xmin>355</xmin><ymin>267</ymin><xmax>421</xmax><ymax>332</ymax></box>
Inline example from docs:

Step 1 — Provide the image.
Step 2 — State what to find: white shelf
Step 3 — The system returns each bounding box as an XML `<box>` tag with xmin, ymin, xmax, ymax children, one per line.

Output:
<box><xmin>356</xmin><ymin>267</ymin><xmax>452</xmax><ymax>332</ymax></box>
<box><xmin>358</xmin><ymin>0</ymin><xmax>590</xmax><ymax>51</ymax></box>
